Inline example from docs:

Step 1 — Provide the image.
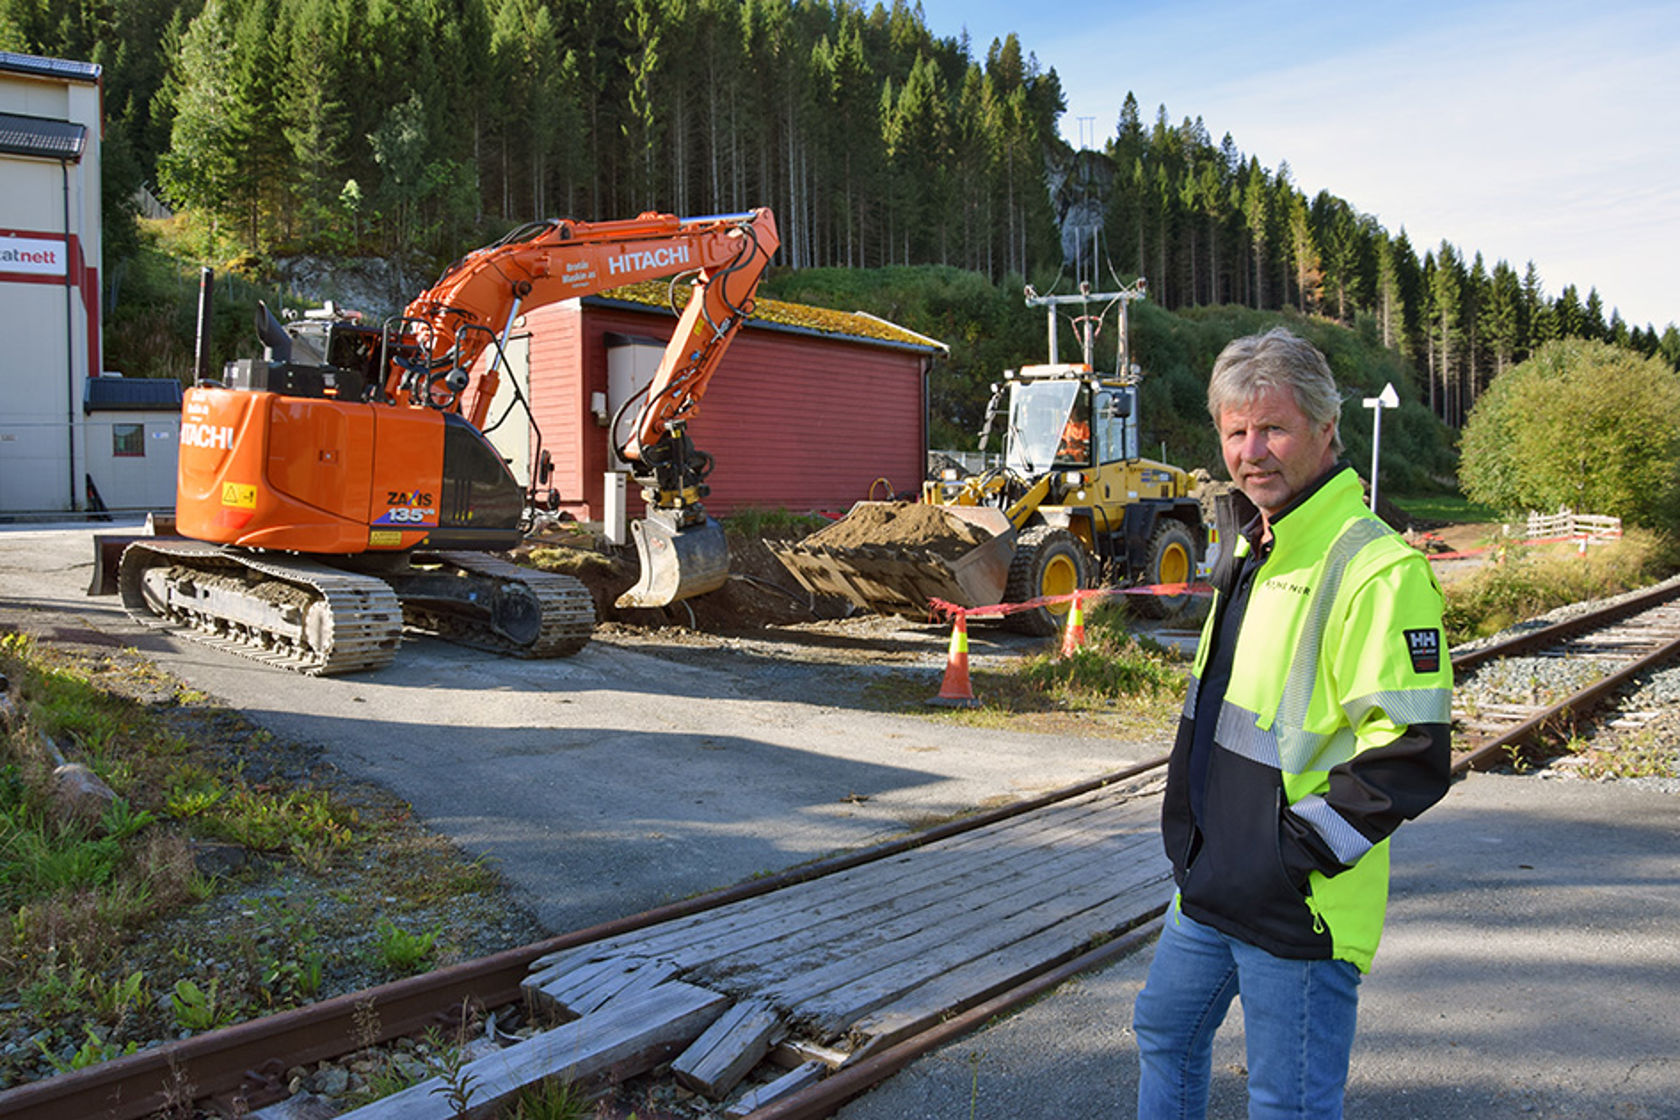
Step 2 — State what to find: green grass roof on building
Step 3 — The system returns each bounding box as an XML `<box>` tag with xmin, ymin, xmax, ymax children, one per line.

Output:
<box><xmin>587</xmin><ymin>281</ymin><xmax>947</xmax><ymax>354</ymax></box>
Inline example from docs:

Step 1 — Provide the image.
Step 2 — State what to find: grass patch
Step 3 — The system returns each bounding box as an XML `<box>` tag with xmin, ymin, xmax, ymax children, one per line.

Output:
<box><xmin>1442</xmin><ymin>529</ymin><xmax>1680</xmax><ymax>643</ymax></box>
<box><xmin>0</xmin><ymin>630</ymin><xmax>545</xmax><ymax>1088</ymax></box>
<box><xmin>372</xmin><ymin>919</ymin><xmax>441</xmax><ymax>975</ymax></box>
<box><xmin>1391</xmin><ymin>493</ymin><xmax>1503</xmax><ymax>524</ymax></box>
<box><xmin>508</xmin><ymin>1077</ymin><xmax>594</xmax><ymax>1120</ymax></box>
<box><xmin>721</xmin><ymin>507</ymin><xmax>831</xmax><ymax>538</ymax></box>
<box><xmin>876</xmin><ymin>601</ymin><xmax>1187</xmax><ymax>735</ymax></box>
<box><xmin>1567</xmin><ymin>730</ymin><xmax>1680</xmax><ymax>781</ymax></box>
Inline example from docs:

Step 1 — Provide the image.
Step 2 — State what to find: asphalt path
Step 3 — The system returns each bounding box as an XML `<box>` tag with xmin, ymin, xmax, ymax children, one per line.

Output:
<box><xmin>837</xmin><ymin>772</ymin><xmax>1680</xmax><ymax>1120</ymax></box>
<box><xmin>0</xmin><ymin>521</ymin><xmax>1157</xmax><ymax>934</ymax></box>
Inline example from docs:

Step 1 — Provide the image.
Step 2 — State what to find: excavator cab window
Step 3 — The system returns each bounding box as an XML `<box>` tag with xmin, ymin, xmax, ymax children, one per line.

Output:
<box><xmin>324</xmin><ymin>323</ymin><xmax>386</xmax><ymax>385</ymax></box>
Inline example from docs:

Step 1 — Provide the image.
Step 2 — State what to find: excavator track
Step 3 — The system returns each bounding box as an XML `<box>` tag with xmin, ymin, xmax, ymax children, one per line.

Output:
<box><xmin>117</xmin><ymin>541</ymin><xmax>404</xmax><ymax>676</ymax></box>
<box><xmin>399</xmin><ymin>550</ymin><xmax>595</xmax><ymax>658</ymax></box>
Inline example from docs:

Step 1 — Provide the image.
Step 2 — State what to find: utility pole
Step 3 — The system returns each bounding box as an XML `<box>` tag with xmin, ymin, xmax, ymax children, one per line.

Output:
<box><xmin>1023</xmin><ymin>279</ymin><xmax>1147</xmax><ymax>374</ymax></box>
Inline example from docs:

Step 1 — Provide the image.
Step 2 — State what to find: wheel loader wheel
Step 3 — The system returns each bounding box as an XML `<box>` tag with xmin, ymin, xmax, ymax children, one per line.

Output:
<box><xmin>1003</xmin><ymin>526</ymin><xmax>1091</xmax><ymax>637</ymax></box>
<box><xmin>1134</xmin><ymin>521</ymin><xmax>1197</xmax><ymax>620</ymax></box>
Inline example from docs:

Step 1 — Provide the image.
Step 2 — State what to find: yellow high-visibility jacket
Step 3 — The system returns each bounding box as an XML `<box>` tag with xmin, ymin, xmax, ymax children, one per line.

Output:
<box><xmin>1164</xmin><ymin>466</ymin><xmax>1453</xmax><ymax>972</ymax></box>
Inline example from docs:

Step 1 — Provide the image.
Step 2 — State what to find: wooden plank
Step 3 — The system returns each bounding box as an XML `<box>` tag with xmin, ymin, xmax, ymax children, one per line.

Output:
<box><xmin>713</xmin><ymin>833</ymin><xmax>1160</xmax><ymax>998</ymax></box>
<box><xmin>525</xmin><ymin>812</ymin><xmax>1129</xmax><ymax>994</ymax></box>
<box><xmin>843</xmin><ymin>875</ymin><xmax>1173</xmax><ymax>1050</ymax></box>
<box><xmin>337</xmin><ymin>980</ymin><xmax>728</xmax><ymax>1120</ymax></box>
<box><xmin>769</xmin><ymin>1037</ymin><xmax>850</xmax><ymax>1070</ymax></box>
<box><xmin>672</xmin><ymin>999</ymin><xmax>784</xmax><ymax>1099</ymax></box>
<box><xmin>661</xmin><ymin>826</ymin><xmax>1147</xmax><ymax>980</ymax></box>
<box><xmin>596</xmin><ymin>958</ymin><xmax>681</xmax><ymax>1011</ymax></box>
<box><xmin>534</xmin><ymin>787</ymin><xmax>1146</xmax><ymax>973</ymax></box>
<box><xmin>723</xmin><ymin>1060</ymin><xmax>826</xmax><ymax>1117</ymax></box>
<box><xmin>754</xmin><ymin>841</ymin><xmax>1170</xmax><ymax>1026</ymax></box>
<box><xmin>577</xmin><ymin>797</ymin><xmax>1126</xmax><ymax>961</ymax></box>
<box><xmin>629</xmin><ymin>806</ymin><xmax>1160</xmax><ymax>978</ymax></box>
<box><xmin>521</xmin><ymin>953</ymin><xmax>630</xmax><ymax>1010</ymax></box>
<box><xmin>547</xmin><ymin>957</ymin><xmax>655</xmax><ymax>1018</ymax></box>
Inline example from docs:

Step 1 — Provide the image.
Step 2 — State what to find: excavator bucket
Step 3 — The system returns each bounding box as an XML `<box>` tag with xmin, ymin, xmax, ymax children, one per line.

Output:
<box><xmin>769</xmin><ymin>502</ymin><xmax>1016</xmax><ymax>617</ymax></box>
<box><xmin>617</xmin><ymin>511</ymin><xmax>731</xmax><ymax>608</ymax></box>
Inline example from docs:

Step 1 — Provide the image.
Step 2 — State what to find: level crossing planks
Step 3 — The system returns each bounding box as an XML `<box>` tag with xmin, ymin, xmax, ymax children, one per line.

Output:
<box><xmin>508</xmin><ymin>775</ymin><xmax>1170</xmax><ymax>1107</ymax></box>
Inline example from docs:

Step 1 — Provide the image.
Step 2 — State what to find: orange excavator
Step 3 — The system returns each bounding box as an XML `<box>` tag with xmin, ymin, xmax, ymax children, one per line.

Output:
<box><xmin>104</xmin><ymin>208</ymin><xmax>779</xmax><ymax>674</ymax></box>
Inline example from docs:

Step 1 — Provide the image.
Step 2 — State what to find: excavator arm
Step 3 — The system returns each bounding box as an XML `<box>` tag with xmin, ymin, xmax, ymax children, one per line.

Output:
<box><xmin>390</xmin><ymin>207</ymin><xmax>781</xmax><ymax>607</ymax></box>
<box><xmin>391</xmin><ymin>209</ymin><xmax>778</xmax><ymax>442</ymax></box>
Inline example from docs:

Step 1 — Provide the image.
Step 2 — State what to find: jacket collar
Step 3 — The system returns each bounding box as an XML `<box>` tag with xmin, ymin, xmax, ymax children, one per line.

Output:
<box><xmin>1240</xmin><ymin>462</ymin><xmax>1360</xmax><ymax>556</ymax></box>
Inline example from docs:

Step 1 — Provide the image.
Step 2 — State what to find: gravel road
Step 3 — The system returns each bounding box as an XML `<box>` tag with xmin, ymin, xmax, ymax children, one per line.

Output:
<box><xmin>0</xmin><ymin>520</ymin><xmax>1165</xmax><ymax>935</ymax></box>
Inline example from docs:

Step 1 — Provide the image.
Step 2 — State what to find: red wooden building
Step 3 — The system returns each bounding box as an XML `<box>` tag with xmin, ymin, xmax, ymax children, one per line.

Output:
<box><xmin>483</xmin><ymin>284</ymin><xmax>943</xmax><ymax>524</ymax></box>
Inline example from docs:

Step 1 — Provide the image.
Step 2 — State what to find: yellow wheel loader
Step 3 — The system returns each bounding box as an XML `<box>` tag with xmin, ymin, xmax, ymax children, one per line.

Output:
<box><xmin>771</xmin><ymin>283</ymin><xmax>1207</xmax><ymax>634</ymax></box>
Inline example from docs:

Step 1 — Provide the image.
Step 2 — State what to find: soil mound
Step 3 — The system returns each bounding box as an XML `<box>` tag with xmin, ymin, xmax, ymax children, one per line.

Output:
<box><xmin>801</xmin><ymin>502</ymin><xmax>992</xmax><ymax>562</ymax></box>
<box><xmin>512</xmin><ymin>523</ymin><xmax>832</xmax><ymax>632</ymax></box>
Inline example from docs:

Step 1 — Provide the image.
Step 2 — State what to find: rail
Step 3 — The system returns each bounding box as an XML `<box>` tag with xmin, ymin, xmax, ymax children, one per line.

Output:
<box><xmin>7</xmin><ymin>581</ymin><xmax>1680</xmax><ymax>1118</ymax></box>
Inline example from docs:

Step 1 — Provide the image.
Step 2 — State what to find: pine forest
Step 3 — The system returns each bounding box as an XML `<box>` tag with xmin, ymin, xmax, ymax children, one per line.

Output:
<box><xmin>4</xmin><ymin>0</ymin><xmax>1676</xmax><ymax>437</ymax></box>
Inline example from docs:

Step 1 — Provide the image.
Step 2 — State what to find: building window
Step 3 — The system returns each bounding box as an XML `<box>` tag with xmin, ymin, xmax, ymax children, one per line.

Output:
<box><xmin>113</xmin><ymin>423</ymin><xmax>145</xmax><ymax>457</ymax></box>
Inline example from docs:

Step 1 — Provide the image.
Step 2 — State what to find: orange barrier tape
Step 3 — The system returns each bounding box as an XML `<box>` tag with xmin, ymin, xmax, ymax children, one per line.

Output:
<box><xmin>928</xmin><ymin>582</ymin><xmax>1214</xmax><ymax>622</ymax></box>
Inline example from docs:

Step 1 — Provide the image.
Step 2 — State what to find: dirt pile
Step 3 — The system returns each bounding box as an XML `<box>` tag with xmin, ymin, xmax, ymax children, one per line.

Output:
<box><xmin>513</xmin><ymin>522</ymin><xmax>832</xmax><ymax>632</ymax></box>
<box><xmin>799</xmin><ymin>502</ymin><xmax>992</xmax><ymax>561</ymax></box>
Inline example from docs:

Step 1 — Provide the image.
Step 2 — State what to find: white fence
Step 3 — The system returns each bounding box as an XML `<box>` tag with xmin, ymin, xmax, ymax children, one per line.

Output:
<box><xmin>928</xmin><ymin>449</ymin><xmax>1002</xmax><ymax>475</ymax></box>
<box><xmin>1514</xmin><ymin>508</ymin><xmax>1623</xmax><ymax>543</ymax></box>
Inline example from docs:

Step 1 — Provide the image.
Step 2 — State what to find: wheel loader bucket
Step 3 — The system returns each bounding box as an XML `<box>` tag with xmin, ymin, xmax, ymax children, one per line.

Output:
<box><xmin>616</xmin><ymin>511</ymin><xmax>730</xmax><ymax>608</ymax></box>
<box><xmin>768</xmin><ymin>501</ymin><xmax>1016</xmax><ymax>617</ymax></box>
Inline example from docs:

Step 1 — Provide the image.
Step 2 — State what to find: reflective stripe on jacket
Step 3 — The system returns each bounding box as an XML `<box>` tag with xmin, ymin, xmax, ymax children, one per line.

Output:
<box><xmin>1163</xmin><ymin>467</ymin><xmax>1453</xmax><ymax>972</ymax></box>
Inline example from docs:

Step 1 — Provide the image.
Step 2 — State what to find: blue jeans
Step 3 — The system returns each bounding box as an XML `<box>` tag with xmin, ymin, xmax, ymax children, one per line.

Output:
<box><xmin>1133</xmin><ymin>904</ymin><xmax>1362</xmax><ymax>1119</ymax></box>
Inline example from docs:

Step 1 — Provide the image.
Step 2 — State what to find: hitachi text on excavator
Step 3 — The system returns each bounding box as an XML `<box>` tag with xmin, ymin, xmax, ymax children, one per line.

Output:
<box><xmin>93</xmin><ymin>209</ymin><xmax>780</xmax><ymax>674</ymax></box>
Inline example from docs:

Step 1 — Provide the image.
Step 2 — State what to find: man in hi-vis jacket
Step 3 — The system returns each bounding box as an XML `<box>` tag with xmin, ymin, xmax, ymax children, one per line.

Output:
<box><xmin>1133</xmin><ymin>328</ymin><xmax>1453</xmax><ymax>1120</ymax></box>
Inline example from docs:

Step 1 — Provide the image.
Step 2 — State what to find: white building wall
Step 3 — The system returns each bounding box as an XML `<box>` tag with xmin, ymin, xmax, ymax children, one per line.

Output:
<box><xmin>82</xmin><ymin>415</ymin><xmax>179</xmax><ymax>510</ymax></box>
<box><xmin>0</xmin><ymin>55</ymin><xmax>104</xmax><ymax>515</ymax></box>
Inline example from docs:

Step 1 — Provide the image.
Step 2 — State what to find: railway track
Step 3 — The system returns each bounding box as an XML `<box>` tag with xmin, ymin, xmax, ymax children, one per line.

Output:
<box><xmin>6</xmin><ymin>582</ymin><xmax>1679</xmax><ymax>1120</ymax></box>
<box><xmin>1448</xmin><ymin>579</ymin><xmax>1680</xmax><ymax>772</ymax></box>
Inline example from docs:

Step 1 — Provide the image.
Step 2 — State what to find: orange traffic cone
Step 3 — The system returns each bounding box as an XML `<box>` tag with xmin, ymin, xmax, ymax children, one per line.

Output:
<box><xmin>927</xmin><ymin>613</ymin><xmax>980</xmax><ymax>708</ymax></box>
<box><xmin>1061</xmin><ymin>590</ymin><xmax>1087</xmax><ymax>657</ymax></box>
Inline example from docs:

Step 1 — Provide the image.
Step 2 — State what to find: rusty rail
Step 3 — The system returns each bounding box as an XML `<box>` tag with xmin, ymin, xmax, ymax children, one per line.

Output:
<box><xmin>10</xmin><ymin>581</ymin><xmax>1680</xmax><ymax>1118</ymax></box>
<box><xmin>0</xmin><ymin>758</ymin><xmax>1169</xmax><ymax>1120</ymax></box>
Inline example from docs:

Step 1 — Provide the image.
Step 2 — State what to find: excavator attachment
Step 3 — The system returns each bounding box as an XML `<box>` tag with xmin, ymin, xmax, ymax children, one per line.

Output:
<box><xmin>769</xmin><ymin>502</ymin><xmax>1016</xmax><ymax>617</ymax></box>
<box><xmin>617</xmin><ymin>510</ymin><xmax>731</xmax><ymax>608</ymax></box>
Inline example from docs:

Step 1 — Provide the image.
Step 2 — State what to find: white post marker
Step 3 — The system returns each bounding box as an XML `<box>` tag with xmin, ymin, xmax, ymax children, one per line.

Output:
<box><xmin>1362</xmin><ymin>383</ymin><xmax>1399</xmax><ymax>511</ymax></box>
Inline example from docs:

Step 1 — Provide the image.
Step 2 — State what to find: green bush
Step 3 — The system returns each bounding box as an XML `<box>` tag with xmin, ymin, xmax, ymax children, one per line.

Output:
<box><xmin>1459</xmin><ymin>339</ymin><xmax>1680</xmax><ymax>527</ymax></box>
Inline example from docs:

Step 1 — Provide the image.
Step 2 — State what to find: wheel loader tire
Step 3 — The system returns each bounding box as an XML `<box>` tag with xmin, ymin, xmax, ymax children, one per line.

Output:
<box><xmin>1003</xmin><ymin>526</ymin><xmax>1091</xmax><ymax>637</ymax></box>
<box><xmin>1134</xmin><ymin>521</ymin><xmax>1197</xmax><ymax>620</ymax></box>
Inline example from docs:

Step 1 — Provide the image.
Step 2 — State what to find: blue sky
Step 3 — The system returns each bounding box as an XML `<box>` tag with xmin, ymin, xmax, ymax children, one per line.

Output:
<box><xmin>915</xmin><ymin>0</ymin><xmax>1679</xmax><ymax>331</ymax></box>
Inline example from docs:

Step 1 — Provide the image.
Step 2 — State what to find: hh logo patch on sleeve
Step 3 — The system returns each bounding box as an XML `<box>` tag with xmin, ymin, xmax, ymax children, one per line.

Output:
<box><xmin>1404</xmin><ymin>628</ymin><xmax>1442</xmax><ymax>674</ymax></box>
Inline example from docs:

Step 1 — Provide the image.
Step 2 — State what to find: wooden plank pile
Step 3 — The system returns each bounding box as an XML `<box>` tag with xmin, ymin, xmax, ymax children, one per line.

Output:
<box><xmin>338</xmin><ymin>777</ymin><xmax>1170</xmax><ymax>1118</ymax></box>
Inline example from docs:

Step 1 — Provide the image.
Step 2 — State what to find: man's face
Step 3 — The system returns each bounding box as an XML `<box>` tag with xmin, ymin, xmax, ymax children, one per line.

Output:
<box><xmin>1218</xmin><ymin>384</ymin><xmax>1337</xmax><ymax>520</ymax></box>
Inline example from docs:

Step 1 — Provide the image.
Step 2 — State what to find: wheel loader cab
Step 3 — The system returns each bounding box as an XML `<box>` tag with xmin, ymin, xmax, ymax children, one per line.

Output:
<box><xmin>1006</xmin><ymin>377</ymin><xmax>1088</xmax><ymax>472</ymax></box>
<box><xmin>1054</xmin><ymin>390</ymin><xmax>1092</xmax><ymax>467</ymax></box>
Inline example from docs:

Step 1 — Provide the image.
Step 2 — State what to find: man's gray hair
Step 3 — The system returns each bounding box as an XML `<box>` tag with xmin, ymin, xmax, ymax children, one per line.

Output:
<box><xmin>1207</xmin><ymin>327</ymin><xmax>1344</xmax><ymax>453</ymax></box>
